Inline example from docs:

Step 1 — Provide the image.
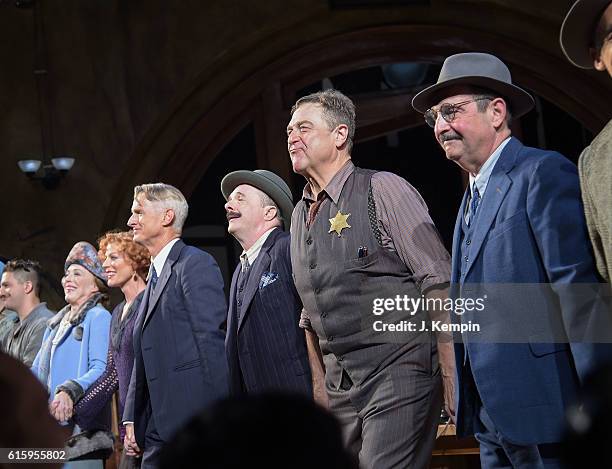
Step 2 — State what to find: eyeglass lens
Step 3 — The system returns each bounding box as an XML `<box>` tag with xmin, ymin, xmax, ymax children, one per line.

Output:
<box><xmin>424</xmin><ymin>104</ymin><xmax>456</xmax><ymax>128</ymax></box>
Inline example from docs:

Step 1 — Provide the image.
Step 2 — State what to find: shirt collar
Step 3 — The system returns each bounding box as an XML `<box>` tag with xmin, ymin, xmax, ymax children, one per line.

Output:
<box><xmin>302</xmin><ymin>160</ymin><xmax>355</xmax><ymax>205</ymax></box>
<box><xmin>0</xmin><ymin>310</ymin><xmax>17</xmax><ymax>321</ymax></box>
<box><xmin>152</xmin><ymin>238</ymin><xmax>180</xmax><ymax>276</ymax></box>
<box><xmin>18</xmin><ymin>303</ymin><xmax>49</xmax><ymax>324</ymax></box>
<box><xmin>240</xmin><ymin>227</ymin><xmax>277</xmax><ymax>268</ymax></box>
<box><xmin>469</xmin><ymin>137</ymin><xmax>511</xmax><ymax>197</ymax></box>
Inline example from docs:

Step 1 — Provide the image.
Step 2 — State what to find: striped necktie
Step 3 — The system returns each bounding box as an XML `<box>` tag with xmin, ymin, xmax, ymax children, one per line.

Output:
<box><xmin>149</xmin><ymin>266</ymin><xmax>158</xmax><ymax>290</ymax></box>
<box><xmin>469</xmin><ymin>185</ymin><xmax>481</xmax><ymax>225</ymax></box>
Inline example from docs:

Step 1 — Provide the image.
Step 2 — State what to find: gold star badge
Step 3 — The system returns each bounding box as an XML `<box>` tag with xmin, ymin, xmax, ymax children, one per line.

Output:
<box><xmin>329</xmin><ymin>211</ymin><xmax>351</xmax><ymax>237</ymax></box>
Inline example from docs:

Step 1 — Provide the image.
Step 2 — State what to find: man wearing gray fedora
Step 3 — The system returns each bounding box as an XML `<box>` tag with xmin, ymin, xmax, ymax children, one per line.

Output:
<box><xmin>221</xmin><ymin>169</ymin><xmax>311</xmax><ymax>397</ymax></box>
<box><xmin>412</xmin><ymin>52</ymin><xmax>606</xmax><ymax>468</ymax></box>
<box><xmin>560</xmin><ymin>0</ymin><xmax>612</xmax><ymax>285</ymax></box>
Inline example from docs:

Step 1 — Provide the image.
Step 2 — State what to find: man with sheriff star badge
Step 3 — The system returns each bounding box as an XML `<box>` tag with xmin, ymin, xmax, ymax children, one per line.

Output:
<box><xmin>287</xmin><ymin>88</ymin><xmax>455</xmax><ymax>469</ymax></box>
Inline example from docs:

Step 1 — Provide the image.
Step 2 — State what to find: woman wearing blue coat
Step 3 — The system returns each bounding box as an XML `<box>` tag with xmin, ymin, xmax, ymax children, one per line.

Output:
<box><xmin>32</xmin><ymin>241</ymin><xmax>111</xmax><ymax>469</ymax></box>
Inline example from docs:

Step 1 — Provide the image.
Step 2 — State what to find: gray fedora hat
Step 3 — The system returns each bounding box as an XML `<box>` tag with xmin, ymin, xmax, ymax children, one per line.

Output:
<box><xmin>560</xmin><ymin>0</ymin><xmax>611</xmax><ymax>69</ymax></box>
<box><xmin>412</xmin><ymin>52</ymin><xmax>534</xmax><ymax>118</ymax></box>
<box><xmin>221</xmin><ymin>169</ymin><xmax>294</xmax><ymax>230</ymax></box>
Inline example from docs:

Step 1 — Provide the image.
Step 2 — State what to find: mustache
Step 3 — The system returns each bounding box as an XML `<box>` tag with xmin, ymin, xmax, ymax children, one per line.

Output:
<box><xmin>289</xmin><ymin>143</ymin><xmax>306</xmax><ymax>152</ymax></box>
<box><xmin>226</xmin><ymin>210</ymin><xmax>240</xmax><ymax>221</ymax></box>
<box><xmin>440</xmin><ymin>132</ymin><xmax>461</xmax><ymax>142</ymax></box>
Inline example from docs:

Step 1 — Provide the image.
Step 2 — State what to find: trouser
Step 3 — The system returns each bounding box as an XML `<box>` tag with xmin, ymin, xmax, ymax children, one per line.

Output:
<box><xmin>327</xmin><ymin>347</ymin><xmax>442</xmax><ymax>469</ymax></box>
<box><xmin>141</xmin><ymin>405</ymin><xmax>164</xmax><ymax>469</ymax></box>
<box><xmin>463</xmin><ymin>359</ymin><xmax>562</xmax><ymax>469</ymax></box>
<box><xmin>475</xmin><ymin>404</ymin><xmax>562</xmax><ymax>469</ymax></box>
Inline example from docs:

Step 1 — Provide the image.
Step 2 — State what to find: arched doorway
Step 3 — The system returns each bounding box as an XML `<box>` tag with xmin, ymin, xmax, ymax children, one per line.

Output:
<box><xmin>103</xmin><ymin>24</ymin><xmax>607</xmax><ymax>282</ymax></box>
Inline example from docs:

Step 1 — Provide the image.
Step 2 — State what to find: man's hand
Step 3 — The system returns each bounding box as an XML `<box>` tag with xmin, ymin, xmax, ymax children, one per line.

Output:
<box><xmin>425</xmin><ymin>286</ymin><xmax>457</xmax><ymax>423</ymax></box>
<box><xmin>123</xmin><ymin>423</ymin><xmax>141</xmax><ymax>457</ymax></box>
<box><xmin>312</xmin><ymin>376</ymin><xmax>330</xmax><ymax>409</ymax></box>
<box><xmin>439</xmin><ymin>342</ymin><xmax>457</xmax><ymax>423</ymax></box>
<box><xmin>305</xmin><ymin>328</ymin><xmax>329</xmax><ymax>409</ymax></box>
<box><xmin>50</xmin><ymin>391</ymin><xmax>73</xmax><ymax>423</ymax></box>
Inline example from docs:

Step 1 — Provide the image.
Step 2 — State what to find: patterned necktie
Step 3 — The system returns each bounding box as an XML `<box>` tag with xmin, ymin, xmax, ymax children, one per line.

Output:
<box><xmin>240</xmin><ymin>254</ymin><xmax>250</xmax><ymax>273</ymax></box>
<box><xmin>150</xmin><ymin>267</ymin><xmax>158</xmax><ymax>290</ymax></box>
<box><xmin>469</xmin><ymin>185</ymin><xmax>481</xmax><ymax>224</ymax></box>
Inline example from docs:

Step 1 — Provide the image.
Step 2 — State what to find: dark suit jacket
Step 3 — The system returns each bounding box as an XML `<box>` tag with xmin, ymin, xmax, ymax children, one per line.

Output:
<box><xmin>124</xmin><ymin>240</ymin><xmax>228</xmax><ymax>445</ymax></box>
<box><xmin>451</xmin><ymin>137</ymin><xmax>611</xmax><ymax>445</ymax></box>
<box><xmin>226</xmin><ymin>228</ymin><xmax>311</xmax><ymax>396</ymax></box>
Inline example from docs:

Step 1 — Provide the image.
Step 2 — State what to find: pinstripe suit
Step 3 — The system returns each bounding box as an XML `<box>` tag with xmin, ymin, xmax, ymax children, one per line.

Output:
<box><xmin>226</xmin><ymin>228</ymin><xmax>312</xmax><ymax>396</ymax></box>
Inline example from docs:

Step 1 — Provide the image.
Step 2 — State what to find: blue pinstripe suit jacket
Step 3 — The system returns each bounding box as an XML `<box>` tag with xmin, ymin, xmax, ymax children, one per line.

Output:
<box><xmin>226</xmin><ymin>228</ymin><xmax>312</xmax><ymax>396</ymax></box>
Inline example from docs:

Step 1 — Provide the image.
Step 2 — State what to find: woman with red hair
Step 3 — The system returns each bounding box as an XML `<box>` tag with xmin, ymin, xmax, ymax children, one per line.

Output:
<box><xmin>73</xmin><ymin>231</ymin><xmax>150</xmax><ymax>468</ymax></box>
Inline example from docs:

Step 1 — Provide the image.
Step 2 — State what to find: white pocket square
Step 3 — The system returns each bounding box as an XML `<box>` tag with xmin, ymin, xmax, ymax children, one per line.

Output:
<box><xmin>259</xmin><ymin>272</ymin><xmax>278</xmax><ymax>290</ymax></box>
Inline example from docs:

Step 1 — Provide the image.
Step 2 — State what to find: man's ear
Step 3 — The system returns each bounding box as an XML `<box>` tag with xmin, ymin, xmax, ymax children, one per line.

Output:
<box><xmin>23</xmin><ymin>280</ymin><xmax>34</xmax><ymax>295</ymax></box>
<box><xmin>591</xmin><ymin>47</ymin><xmax>606</xmax><ymax>71</ymax></box>
<box><xmin>490</xmin><ymin>98</ymin><xmax>508</xmax><ymax>129</ymax></box>
<box><xmin>162</xmin><ymin>208</ymin><xmax>176</xmax><ymax>228</ymax></box>
<box><xmin>263</xmin><ymin>205</ymin><xmax>278</xmax><ymax>222</ymax></box>
<box><xmin>335</xmin><ymin>124</ymin><xmax>349</xmax><ymax>149</ymax></box>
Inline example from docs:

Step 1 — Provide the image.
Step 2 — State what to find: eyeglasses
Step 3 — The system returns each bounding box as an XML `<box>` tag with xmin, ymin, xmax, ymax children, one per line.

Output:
<box><xmin>423</xmin><ymin>97</ymin><xmax>492</xmax><ymax>128</ymax></box>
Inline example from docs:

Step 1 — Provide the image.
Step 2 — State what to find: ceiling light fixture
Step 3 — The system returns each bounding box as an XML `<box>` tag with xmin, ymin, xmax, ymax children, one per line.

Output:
<box><xmin>17</xmin><ymin>0</ymin><xmax>75</xmax><ymax>189</ymax></box>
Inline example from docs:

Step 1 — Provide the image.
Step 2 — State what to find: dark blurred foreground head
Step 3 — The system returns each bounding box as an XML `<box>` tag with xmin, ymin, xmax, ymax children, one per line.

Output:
<box><xmin>159</xmin><ymin>393</ymin><xmax>358</xmax><ymax>469</ymax></box>
<box><xmin>0</xmin><ymin>352</ymin><xmax>67</xmax><ymax>469</ymax></box>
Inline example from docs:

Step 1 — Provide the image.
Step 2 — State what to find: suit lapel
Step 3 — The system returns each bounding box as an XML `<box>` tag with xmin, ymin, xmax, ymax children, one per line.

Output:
<box><xmin>143</xmin><ymin>239</ymin><xmax>184</xmax><ymax>328</ymax></box>
<box><xmin>133</xmin><ymin>285</ymin><xmax>149</xmax><ymax>341</ymax></box>
<box><xmin>226</xmin><ymin>264</ymin><xmax>241</xmax><ymax>345</ymax></box>
<box><xmin>463</xmin><ymin>138</ymin><xmax>519</xmax><ymax>279</ymax></box>
<box><xmin>451</xmin><ymin>189</ymin><xmax>470</xmax><ymax>283</ymax></box>
<box><xmin>237</xmin><ymin>228</ymin><xmax>280</xmax><ymax>332</ymax></box>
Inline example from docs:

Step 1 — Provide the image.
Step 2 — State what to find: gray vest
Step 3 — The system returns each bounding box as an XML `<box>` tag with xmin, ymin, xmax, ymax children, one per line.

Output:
<box><xmin>458</xmin><ymin>204</ymin><xmax>477</xmax><ymax>362</ymax></box>
<box><xmin>235</xmin><ymin>261</ymin><xmax>253</xmax><ymax>323</ymax></box>
<box><xmin>459</xmin><ymin>203</ymin><xmax>475</xmax><ymax>283</ymax></box>
<box><xmin>291</xmin><ymin>167</ymin><xmax>433</xmax><ymax>386</ymax></box>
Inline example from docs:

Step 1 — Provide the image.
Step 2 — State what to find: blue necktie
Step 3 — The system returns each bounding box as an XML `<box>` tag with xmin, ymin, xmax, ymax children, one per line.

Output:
<box><xmin>469</xmin><ymin>186</ymin><xmax>481</xmax><ymax>225</ymax></box>
<box><xmin>150</xmin><ymin>267</ymin><xmax>158</xmax><ymax>290</ymax></box>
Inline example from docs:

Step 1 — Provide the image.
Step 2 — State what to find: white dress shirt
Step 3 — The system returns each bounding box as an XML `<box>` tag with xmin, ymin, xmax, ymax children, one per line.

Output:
<box><xmin>239</xmin><ymin>227</ymin><xmax>277</xmax><ymax>271</ymax></box>
<box><xmin>151</xmin><ymin>238</ymin><xmax>181</xmax><ymax>277</ymax></box>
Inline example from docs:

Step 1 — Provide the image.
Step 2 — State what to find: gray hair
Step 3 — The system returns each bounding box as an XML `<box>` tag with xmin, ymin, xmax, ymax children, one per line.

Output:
<box><xmin>134</xmin><ymin>183</ymin><xmax>189</xmax><ymax>233</ymax></box>
<box><xmin>258</xmin><ymin>191</ymin><xmax>282</xmax><ymax>225</ymax></box>
<box><xmin>464</xmin><ymin>86</ymin><xmax>513</xmax><ymax>125</ymax></box>
<box><xmin>291</xmin><ymin>89</ymin><xmax>356</xmax><ymax>153</ymax></box>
